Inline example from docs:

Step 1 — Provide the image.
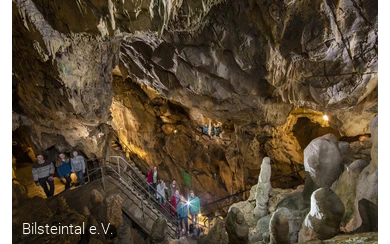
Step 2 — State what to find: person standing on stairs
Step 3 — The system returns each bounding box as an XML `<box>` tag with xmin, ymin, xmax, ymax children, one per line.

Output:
<box><xmin>189</xmin><ymin>190</ymin><xmax>201</xmax><ymax>225</ymax></box>
<box><xmin>56</xmin><ymin>152</ymin><xmax>72</xmax><ymax>190</ymax></box>
<box><xmin>177</xmin><ymin>196</ymin><xmax>189</xmax><ymax>236</ymax></box>
<box><xmin>168</xmin><ymin>179</ymin><xmax>180</xmax><ymax>200</ymax></box>
<box><xmin>147</xmin><ymin>166</ymin><xmax>158</xmax><ymax>197</ymax></box>
<box><xmin>156</xmin><ymin>179</ymin><xmax>168</xmax><ymax>207</ymax></box>
<box><xmin>170</xmin><ymin>189</ymin><xmax>181</xmax><ymax>217</ymax></box>
<box><xmin>71</xmin><ymin>150</ymin><xmax>86</xmax><ymax>186</ymax></box>
<box><xmin>32</xmin><ymin>153</ymin><xmax>55</xmax><ymax>198</ymax></box>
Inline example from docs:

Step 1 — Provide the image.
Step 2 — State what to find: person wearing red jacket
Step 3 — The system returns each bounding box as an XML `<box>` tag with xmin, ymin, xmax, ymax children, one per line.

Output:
<box><xmin>147</xmin><ymin>166</ymin><xmax>158</xmax><ymax>197</ymax></box>
<box><xmin>170</xmin><ymin>189</ymin><xmax>181</xmax><ymax>217</ymax></box>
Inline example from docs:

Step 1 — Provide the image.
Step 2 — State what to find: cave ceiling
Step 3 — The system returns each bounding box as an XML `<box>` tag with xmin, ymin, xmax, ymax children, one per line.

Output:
<box><xmin>12</xmin><ymin>0</ymin><xmax>378</xmax><ymax>194</ymax></box>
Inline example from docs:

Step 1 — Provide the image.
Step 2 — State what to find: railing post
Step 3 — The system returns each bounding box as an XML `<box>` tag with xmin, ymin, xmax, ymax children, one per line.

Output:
<box><xmin>141</xmin><ymin>197</ymin><xmax>145</xmax><ymax>220</ymax></box>
<box><xmin>86</xmin><ymin>164</ymin><xmax>90</xmax><ymax>183</ymax></box>
<box><xmin>117</xmin><ymin>157</ymin><xmax>120</xmax><ymax>176</ymax></box>
<box><xmin>101</xmin><ymin>166</ymin><xmax>105</xmax><ymax>191</ymax></box>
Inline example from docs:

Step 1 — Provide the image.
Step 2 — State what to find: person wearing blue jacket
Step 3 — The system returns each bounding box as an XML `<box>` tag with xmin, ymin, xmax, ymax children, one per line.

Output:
<box><xmin>177</xmin><ymin>196</ymin><xmax>189</xmax><ymax>236</ymax></box>
<box><xmin>189</xmin><ymin>190</ymin><xmax>201</xmax><ymax>225</ymax></box>
<box><xmin>56</xmin><ymin>152</ymin><xmax>72</xmax><ymax>190</ymax></box>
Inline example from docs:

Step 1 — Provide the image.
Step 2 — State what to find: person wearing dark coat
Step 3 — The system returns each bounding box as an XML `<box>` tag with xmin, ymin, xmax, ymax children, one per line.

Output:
<box><xmin>56</xmin><ymin>152</ymin><xmax>72</xmax><ymax>190</ymax></box>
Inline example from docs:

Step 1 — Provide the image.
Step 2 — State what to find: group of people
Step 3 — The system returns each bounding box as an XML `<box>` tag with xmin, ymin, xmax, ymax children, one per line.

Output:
<box><xmin>174</xmin><ymin>189</ymin><xmax>201</xmax><ymax>236</ymax></box>
<box><xmin>147</xmin><ymin>167</ymin><xmax>201</xmax><ymax>237</ymax></box>
<box><xmin>32</xmin><ymin>150</ymin><xmax>86</xmax><ymax>198</ymax></box>
<box><xmin>202</xmin><ymin>123</ymin><xmax>221</xmax><ymax>137</ymax></box>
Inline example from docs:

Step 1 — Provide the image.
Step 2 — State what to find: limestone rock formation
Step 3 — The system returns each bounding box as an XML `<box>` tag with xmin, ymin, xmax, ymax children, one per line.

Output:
<box><xmin>12</xmin><ymin>0</ymin><xmax>378</xmax><ymax>201</ymax></box>
<box><xmin>151</xmin><ymin>216</ymin><xmax>168</xmax><ymax>244</ymax></box>
<box><xmin>12</xmin><ymin>0</ymin><xmax>378</xmax><ymax>242</ymax></box>
<box><xmin>330</xmin><ymin>159</ymin><xmax>369</xmax><ymax>232</ymax></box>
<box><xmin>300</xmin><ymin>187</ymin><xmax>345</xmax><ymax>241</ymax></box>
<box><xmin>304</xmin><ymin>134</ymin><xmax>343</xmax><ymax>187</ymax></box>
<box><xmin>197</xmin><ymin>218</ymin><xmax>229</xmax><ymax>244</ymax></box>
<box><xmin>254</xmin><ymin>157</ymin><xmax>272</xmax><ymax>219</ymax></box>
<box><xmin>225</xmin><ymin>207</ymin><xmax>249</xmax><ymax>244</ymax></box>
<box><xmin>269</xmin><ymin>207</ymin><xmax>300</xmax><ymax>244</ymax></box>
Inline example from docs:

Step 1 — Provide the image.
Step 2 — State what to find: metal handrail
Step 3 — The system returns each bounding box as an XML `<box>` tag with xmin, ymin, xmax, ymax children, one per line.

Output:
<box><xmin>105</xmin><ymin>156</ymin><xmax>179</xmax><ymax>218</ymax></box>
<box><xmin>108</xmin><ymin>132</ymin><xmax>182</xmax><ymax>218</ymax></box>
<box><xmin>106</xmin><ymin>156</ymin><xmax>149</xmax><ymax>193</ymax></box>
<box><xmin>109</xmin><ymin>133</ymin><xmax>206</xmax><ymax>223</ymax></box>
<box><xmin>86</xmin><ymin>156</ymin><xmax>106</xmax><ymax>162</ymax></box>
<box><xmin>106</xmin><ymin>156</ymin><xmax>146</xmax><ymax>184</ymax></box>
<box><xmin>107</xmin><ymin>165</ymin><xmax>175</xmax><ymax>219</ymax></box>
<box><xmin>202</xmin><ymin>169</ymin><xmax>305</xmax><ymax>209</ymax></box>
<box><xmin>108</xmin><ymin>131</ymin><xmax>212</xmax><ymax>232</ymax></box>
<box><xmin>71</xmin><ymin>155</ymin><xmax>179</xmax><ymax>239</ymax></box>
<box><xmin>203</xmin><ymin>188</ymin><xmax>251</xmax><ymax>207</ymax></box>
<box><xmin>85</xmin><ymin>154</ymin><xmax>211</xmax><ymax>236</ymax></box>
<box><xmin>104</xmin><ymin>162</ymin><xmax>179</xmax><ymax>239</ymax></box>
<box><xmin>65</xmin><ymin>155</ymin><xmax>179</xmax><ymax>238</ymax></box>
<box><xmin>109</xmin><ymin>131</ymin><xmax>144</xmax><ymax>167</ymax></box>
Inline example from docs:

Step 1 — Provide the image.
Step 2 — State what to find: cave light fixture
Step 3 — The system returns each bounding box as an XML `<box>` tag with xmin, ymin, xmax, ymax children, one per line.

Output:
<box><xmin>323</xmin><ymin>114</ymin><xmax>329</xmax><ymax>121</ymax></box>
<box><xmin>185</xmin><ymin>200</ymin><xmax>191</xmax><ymax>207</ymax></box>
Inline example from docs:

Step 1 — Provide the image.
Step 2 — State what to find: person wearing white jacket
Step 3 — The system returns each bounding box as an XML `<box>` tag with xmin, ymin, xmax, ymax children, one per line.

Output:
<box><xmin>156</xmin><ymin>179</ymin><xmax>168</xmax><ymax>206</ymax></box>
<box><xmin>71</xmin><ymin>150</ymin><xmax>86</xmax><ymax>186</ymax></box>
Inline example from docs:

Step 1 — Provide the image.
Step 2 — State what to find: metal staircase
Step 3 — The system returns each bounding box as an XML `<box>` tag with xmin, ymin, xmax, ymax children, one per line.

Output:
<box><xmin>102</xmin><ymin>155</ymin><xmax>180</xmax><ymax>239</ymax></box>
<box><xmin>83</xmin><ymin>131</ymin><xmax>216</xmax><ymax>239</ymax></box>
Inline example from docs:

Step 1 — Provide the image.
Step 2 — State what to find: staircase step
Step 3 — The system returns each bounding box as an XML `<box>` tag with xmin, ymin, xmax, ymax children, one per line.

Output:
<box><xmin>122</xmin><ymin>198</ymin><xmax>133</xmax><ymax>208</ymax></box>
<box><xmin>145</xmin><ymin>218</ymin><xmax>154</xmax><ymax>230</ymax></box>
<box><xmin>118</xmin><ymin>192</ymin><xmax>128</xmax><ymax>201</ymax></box>
<box><xmin>133</xmin><ymin>198</ymin><xmax>141</xmax><ymax>206</ymax></box>
<box><xmin>104</xmin><ymin>160</ymin><xmax>180</xmax><ymax>237</ymax></box>
<box><xmin>133</xmin><ymin>207</ymin><xmax>143</xmax><ymax>220</ymax></box>
<box><xmin>151</xmin><ymin>207</ymin><xmax>158</xmax><ymax>214</ymax></box>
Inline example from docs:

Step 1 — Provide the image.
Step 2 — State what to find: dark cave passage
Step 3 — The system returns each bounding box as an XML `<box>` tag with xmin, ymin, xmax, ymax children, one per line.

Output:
<box><xmin>292</xmin><ymin>117</ymin><xmax>341</xmax><ymax>150</ymax></box>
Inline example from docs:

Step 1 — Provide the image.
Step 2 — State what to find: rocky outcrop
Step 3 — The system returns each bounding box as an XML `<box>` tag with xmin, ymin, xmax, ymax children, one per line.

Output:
<box><xmin>300</xmin><ymin>187</ymin><xmax>345</xmax><ymax>241</ymax></box>
<box><xmin>12</xmin><ymin>195</ymin><xmax>87</xmax><ymax>243</ymax></box>
<box><xmin>330</xmin><ymin>159</ymin><xmax>369</xmax><ymax>231</ymax></box>
<box><xmin>151</xmin><ymin>217</ymin><xmax>169</xmax><ymax>244</ymax></box>
<box><xmin>304</xmin><ymin>134</ymin><xmax>343</xmax><ymax>187</ymax></box>
<box><xmin>225</xmin><ymin>207</ymin><xmax>249</xmax><ymax>244</ymax></box>
<box><xmin>302</xmin><ymin>134</ymin><xmax>343</xmax><ymax>200</ymax></box>
<box><xmin>269</xmin><ymin>207</ymin><xmax>300</xmax><ymax>244</ymax></box>
<box><xmin>197</xmin><ymin>218</ymin><xmax>229</xmax><ymax>244</ymax></box>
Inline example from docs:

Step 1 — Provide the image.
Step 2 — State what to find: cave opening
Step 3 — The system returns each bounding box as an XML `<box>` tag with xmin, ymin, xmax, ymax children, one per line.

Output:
<box><xmin>292</xmin><ymin>117</ymin><xmax>341</xmax><ymax>150</ymax></box>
